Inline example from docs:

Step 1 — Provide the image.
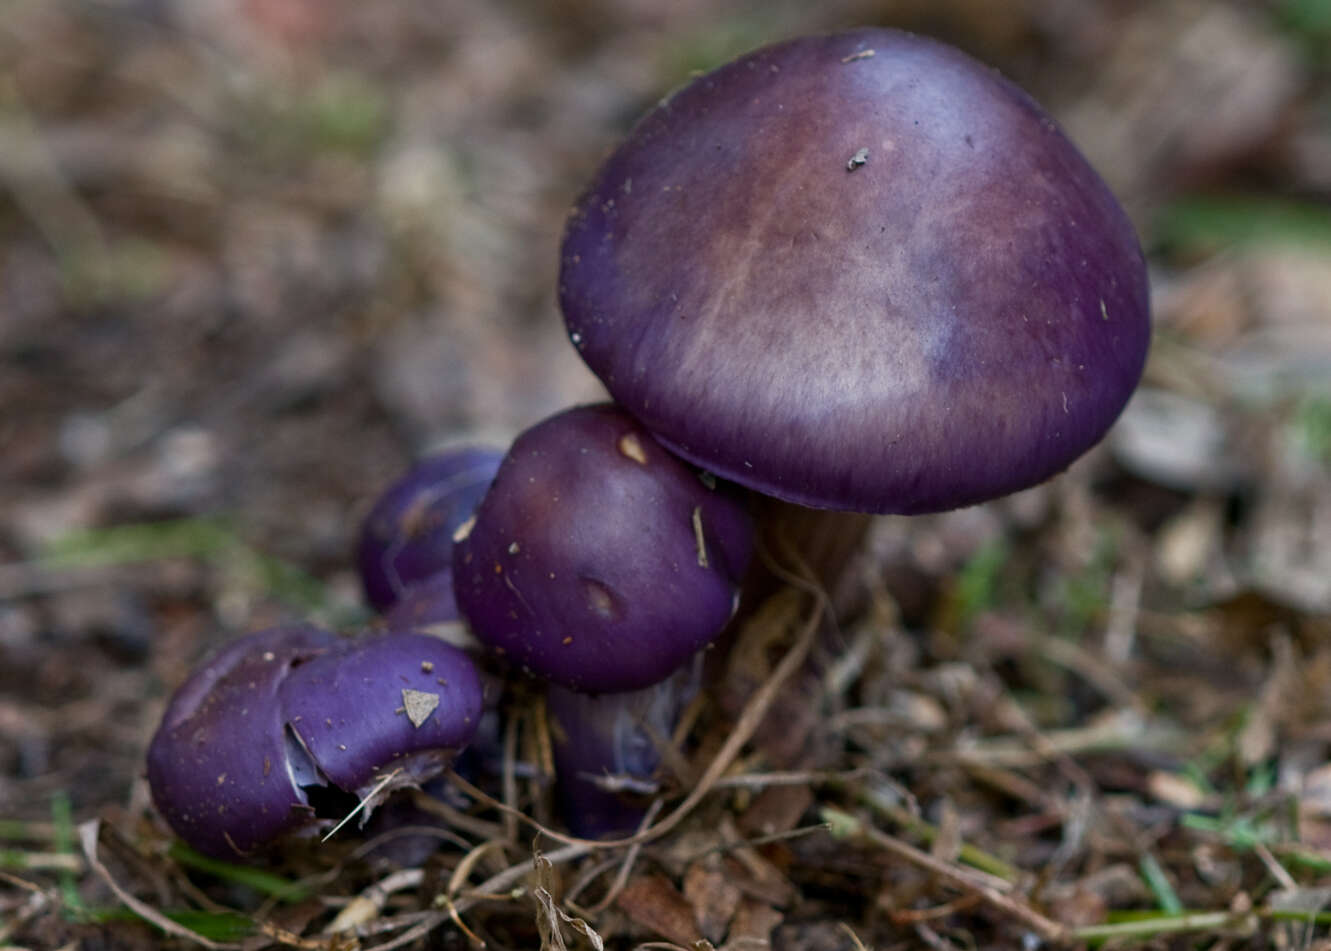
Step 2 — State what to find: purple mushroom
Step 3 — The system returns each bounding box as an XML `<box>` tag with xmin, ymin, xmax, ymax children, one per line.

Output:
<box><xmin>452</xmin><ymin>403</ymin><xmax>753</xmax><ymax>694</ymax></box>
<box><xmin>559</xmin><ymin>28</ymin><xmax>1150</xmax><ymax>516</ymax></box>
<box><xmin>278</xmin><ymin>633</ymin><xmax>484</xmax><ymax>793</ymax></box>
<box><xmin>357</xmin><ymin>448</ymin><xmax>503</xmax><ymax>612</ymax></box>
<box><xmin>546</xmin><ymin>660</ymin><xmax>701</xmax><ymax>839</ymax></box>
<box><xmin>146</xmin><ymin>626</ymin><xmax>484</xmax><ymax>859</ymax></box>
<box><xmin>383</xmin><ymin>572</ymin><xmax>470</xmax><ymax>641</ymax></box>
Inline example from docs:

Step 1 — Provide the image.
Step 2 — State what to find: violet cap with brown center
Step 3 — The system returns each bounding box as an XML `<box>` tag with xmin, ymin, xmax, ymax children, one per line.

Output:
<box><xmin>559</xmin><ymin>28</ymin><xmax>1150</xmax><ymax>514</ymax></box>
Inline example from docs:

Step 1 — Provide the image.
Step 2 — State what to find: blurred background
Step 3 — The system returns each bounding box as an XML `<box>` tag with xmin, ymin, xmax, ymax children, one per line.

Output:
<box><xmin>3</xmin><ymin>0</ymin><xmax>1331</xmax><ymax>942</ymax></box>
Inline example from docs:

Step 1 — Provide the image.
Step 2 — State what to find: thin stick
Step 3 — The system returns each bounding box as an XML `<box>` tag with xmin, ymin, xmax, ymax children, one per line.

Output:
<box><xmin>409</xmin><ymin>789</ymin><xmax>505</xmax><ymax>840</ymax></box>
<box><xmin>325</xmin><ymin>868</ymin><xmax>424</xmax><ymax>935</ymax></box>
<box><xmin>364</xmin><ymin>842</ymin><xmax>598</xmax><ymax>947</ymax></box>
<box><xmin>364</xmin><ymin>915</ymin><xmax>442</xmax><ymax>951</ymax></box>
<box><xmin>458</xmin><ymin>842</ymin><xmax>594</xmax><ymax>908</ymax></box>
<box><xmin>822</xmin><ymin>808</ymin><xmax>1068</xmax><ymax>944</ymax></box>
<box><xmin>323</xmin><ymin>769</ymin><xmax>402</xmax><ymax>842</ymax></box>
<box><xmin>447</xmin><ymin>840</ymin><xmax>512</xmax><ymax>900</ymax></box>
<box><xmin>710</xmin><ymin>768</ymin><xmax>871</xmax><ymax>790</ymax></box>
<box><xmin>501</xmin><ymin>705</ymin><xmax>521</xmax><ymax>843</ymax></box>
<box><xmin>681</xmin><ymin>822</ymin><xmax>830</xmax><ymax>863</ymax></box>
<box><xmin>78</xmin><ymin>820</ymin><xmax>238</xmax><ymax>951</ymax></box>
<box><xmin>585</xmin><ymin>799</ymin><xmax>663</xmax><ymax>914</ymax></box>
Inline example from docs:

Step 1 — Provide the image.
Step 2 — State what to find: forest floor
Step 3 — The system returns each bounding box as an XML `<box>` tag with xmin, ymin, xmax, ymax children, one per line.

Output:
<box><xmin>4</xmin><ymin>1</ymin><xmax>1331</xmax><ymax>948</ymax></box>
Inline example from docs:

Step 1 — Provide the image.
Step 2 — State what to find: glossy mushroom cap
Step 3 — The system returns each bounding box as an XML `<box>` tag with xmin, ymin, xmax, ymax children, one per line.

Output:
<box><xmin>560</xmin><ymin>28</ymin><xmax>1151</xmax><ymax>514</ymax></box>
<box><xmin>146</xmin><ymin>626</ymin><xmax>334</xmax><ymax>858</ymax></box>
<box><xmin>146</xmin><ymin>626</ymin><xmax>484</xmax><ymax>859</ymax></box>
<box><xmin>357</xmin><ymin>448</ymin><xmax>503</xmax><ymax>611</ymax></box>
<box><xmin>453</xmin><ymin>403</ymin><xmax>753</xmax><ymax>694</ymax></box>
<box><xmin>278</xmin><ymin>633</ymin><xmax>485</xmax><ymax>793</ymax></box>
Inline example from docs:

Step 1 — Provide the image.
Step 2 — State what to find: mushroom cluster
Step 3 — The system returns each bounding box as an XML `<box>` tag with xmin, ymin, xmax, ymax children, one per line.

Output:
<box><xmin>146</xmin><ymin>26</ymin><xmax>1149</xmax><ymax>857</ymax></box>
<box><xmin>146</xmin><ymin>448</ymin><xmax>502</xmax><ymax>858</ymax></box>
<box><xmin>147</xmin><ymin>626</ymin><xmax>483</xmax><ymax>858</ymax></box>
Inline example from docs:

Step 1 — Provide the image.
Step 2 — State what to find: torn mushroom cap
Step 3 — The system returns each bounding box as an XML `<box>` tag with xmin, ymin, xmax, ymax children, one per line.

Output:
<box><xmin>146</xmin><ymin>626</ymin><xmax>333</xmax><ymax>858</ymax></box>
<box><xmin>146</xmin><ymin>627</ymin><xmax>483</xmax><ymax>859</ymax></box>
<box><xmin>278</xmin><ymin>633</ymin><xmax>483</xmax><ymax>795</ymax></box>
<box><xmin>559</xmin><ymin>28</ymin><xmax>1150</xmax><ymax>514</ymax></box>
<box><xmin>452</xmin><ymin>403</ymin><xmax>753</xmax><ymax>694</ymax></box>
<box><xmin>357</xmin><ymin>447</ymin><xmax>503</xmax><ymax>611</ymax></box>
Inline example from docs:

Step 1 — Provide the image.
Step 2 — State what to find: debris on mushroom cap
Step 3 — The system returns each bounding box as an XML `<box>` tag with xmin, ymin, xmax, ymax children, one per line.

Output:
<box><xmin>278</xmin><ymin>633</ymin><xmax>483</xmax><ymax>793</ymax></box>
<box><xmin>559</xmin><ymin>28</ymin><xmax>1151</xmax><ymax>515</ymax></box>
<box><xmin>146</xmin><ymin>626</ymin><xmax>484</xmax><ymax>859</ymax></box>
<box><xmin>357</xmin><ymin>447</ymin><xmax>503</xmax><ymax>611</ymax></box>
<box><xmin>453</xmin><ymin>403</ymin><xmax>753</xmax><ymax>694</ymax></box>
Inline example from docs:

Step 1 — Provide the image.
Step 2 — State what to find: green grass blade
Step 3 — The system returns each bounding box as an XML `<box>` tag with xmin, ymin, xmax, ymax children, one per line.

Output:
<box><xmin>167</xmin><ymin>842</ymin><xmax>312</xmax><ymax>902</ymax></box>
<box><xmin>88</xmin><ymin>907</ymin><xmax>256</xmax><ymax>941</ymax></box>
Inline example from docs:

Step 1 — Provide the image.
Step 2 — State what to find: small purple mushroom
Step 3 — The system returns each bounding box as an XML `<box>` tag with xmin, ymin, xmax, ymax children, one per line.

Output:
<box><xmin>146</xmin><ymin>626</ymin><xmax>483</xmax><ymax>859</ymax></box>
<box><xmin>146</xmin><ymin>626</ymin><xmax>334</xmax><ymax>858</ymax></box>
<box><xmin>278</xmin><ymin>633</ymin><xmax>485</xmax><ymax>793</ymax></box>
<box><xmin>559</xmin><ymin>28</ymin><xmax>1150</xmax><ymax>515</ymax></box>
<box><xmin>452</xmin><ymin>403</ymin><xmax>753</xmax><ymax>694</ymax></box>
<box><xmin>357</xmin><ymin>448</ymin><xmax>503</xmax><ymax>611</ymax></box>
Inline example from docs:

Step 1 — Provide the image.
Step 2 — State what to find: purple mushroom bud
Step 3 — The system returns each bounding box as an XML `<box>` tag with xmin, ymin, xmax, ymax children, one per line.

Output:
<box><xmin>357</xmin><ymin>448</ymin><xmax>503</xmax><ymax>611</ymax></box>
<box><xmin>453</xmin><ymin>403</ymin><xmax>753</xmax><ymax>694</ymax></box>
<box><xmin>146</xmin><ymin>627</ymin><xmax>483</xmax><ymax>859</ymax></box>
<box><xmin>383</xmin><ymin>572</ymin><xmax>471</xmax><ymax>642</ymax></box>
<box><xmin>560</xmin><ymin>28</ymin><xmax>1150</xmax><ymax>515</ymax></box>
<box><xmin>546</xmin><ymin>660</ymin><xmax>700</xmax><ymax>839</ymax></box>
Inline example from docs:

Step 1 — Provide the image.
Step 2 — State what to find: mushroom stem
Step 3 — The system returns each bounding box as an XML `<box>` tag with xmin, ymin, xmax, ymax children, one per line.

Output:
<box><xmin>750</xmin><ymin>499</ymin><xmax>873</xmax><ymax>613</ymax></box>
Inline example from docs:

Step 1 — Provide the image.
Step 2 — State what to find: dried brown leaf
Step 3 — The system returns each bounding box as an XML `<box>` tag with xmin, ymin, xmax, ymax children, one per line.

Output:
<box><xmin>721</xmin><ymin>899</ymin><xmax>783</xmax><ymax>951</ymax></box>
<box><xmin>736</xmin><ymin>784</ymin><xmax>814</xmax><ymax>840</ymax></box>
<box><xmin>683</xmin><ymin>859</ymin><xmax>742</xmax><ymax>944</ymax></box>
<box><xmin>615</xmin><ymin>874</ymin><xmax>703</xmax><ymax>948</ymax></box>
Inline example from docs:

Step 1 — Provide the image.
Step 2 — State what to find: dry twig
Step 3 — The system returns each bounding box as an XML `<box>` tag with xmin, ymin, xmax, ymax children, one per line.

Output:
<box><xmin>822</xmin><ymin>808</ymin><xmax>1070</xmax><ymax>945</ymax></box>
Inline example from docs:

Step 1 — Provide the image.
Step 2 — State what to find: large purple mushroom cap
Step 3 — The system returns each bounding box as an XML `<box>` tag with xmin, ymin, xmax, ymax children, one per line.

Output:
<box><xmin>453</xmin><ymin>403</ymin><xmax>753</xmax><ymax>694</ymax></box>
<box><xmin>357</xmin><ymin>448</ymin><xmax>503</xmax><ymax>611</ymax></box>
<box><xmin>560</xmin><ymin>28</ymin><xmax>1151</xmax><ymax>514</ymax></box>
<box><xmin>146</xmin><ymin>627</ymin><xmax>484</xmax><ymax>859</ymax></box>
